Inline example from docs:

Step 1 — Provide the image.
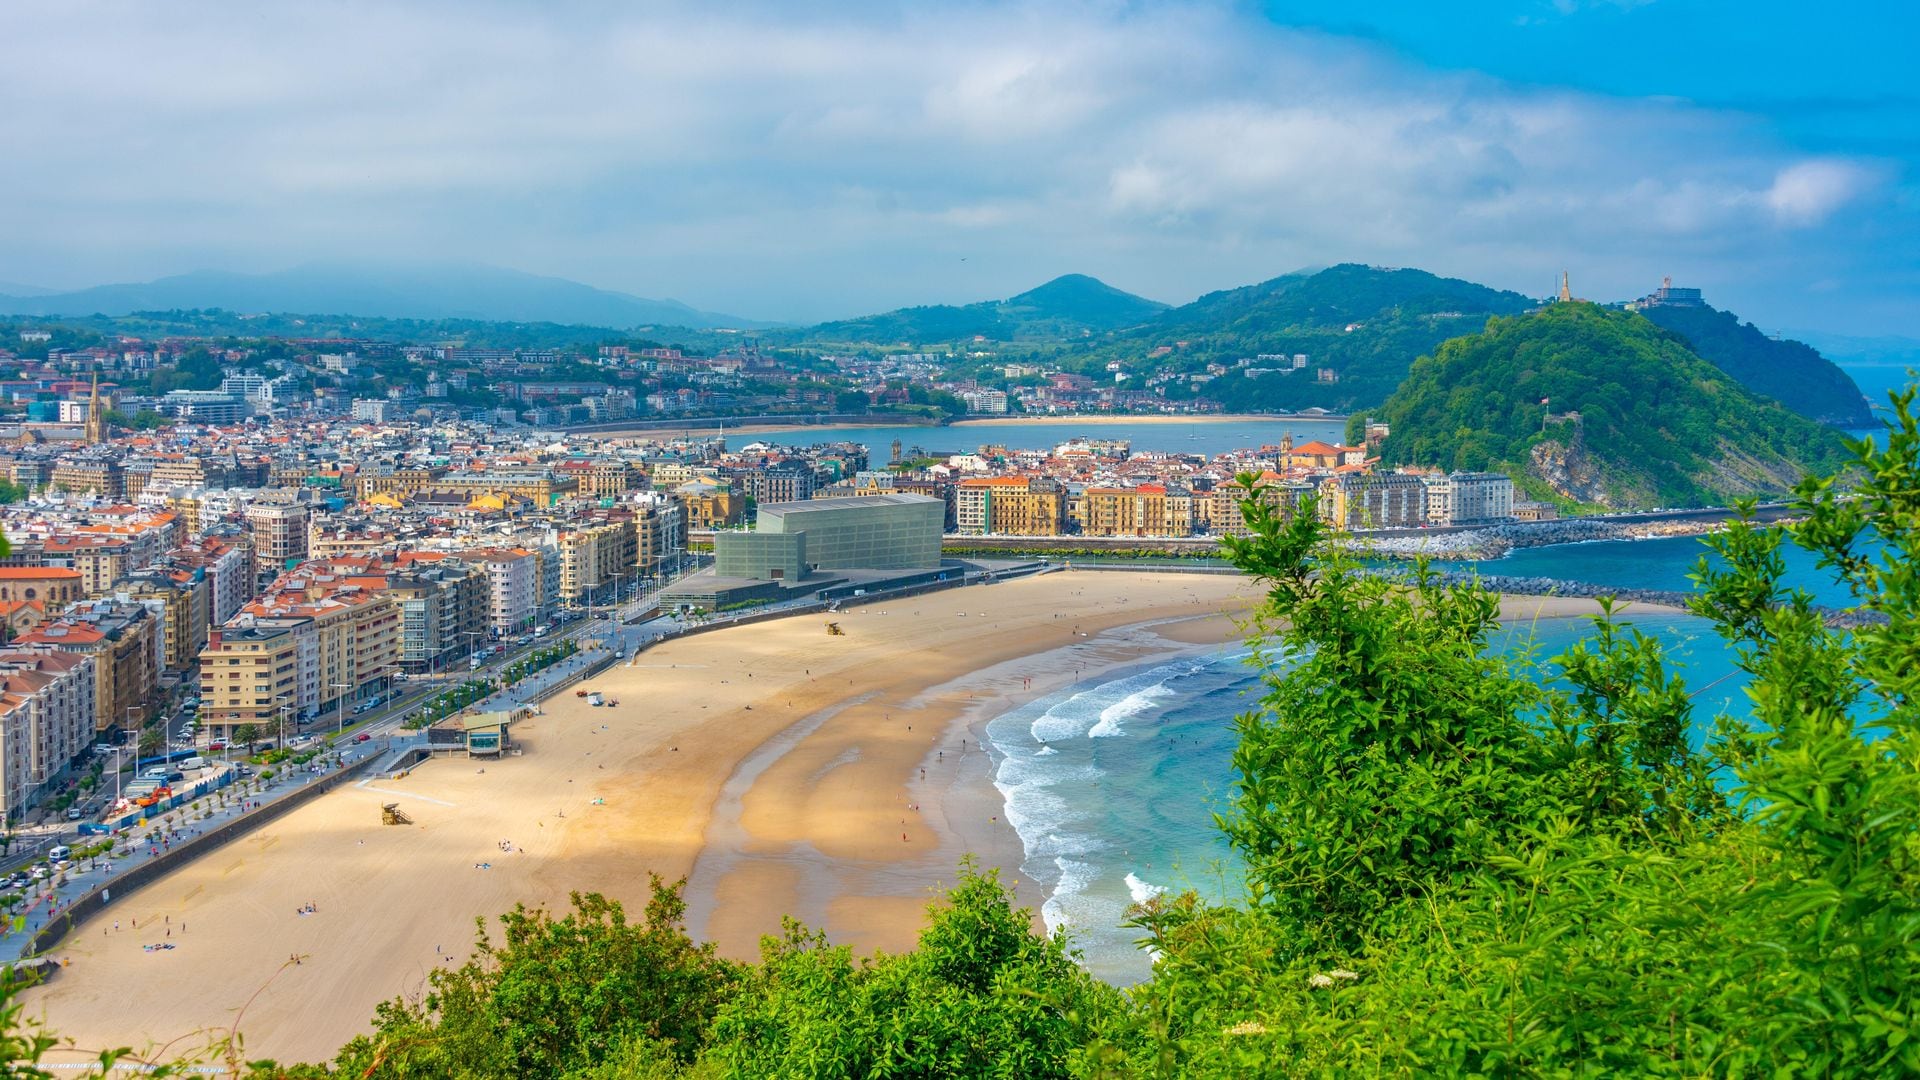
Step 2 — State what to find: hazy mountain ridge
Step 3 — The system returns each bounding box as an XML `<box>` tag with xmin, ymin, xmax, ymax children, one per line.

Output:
<box><xmin>0</xmin><ymin>263</ymin><xmax>769</xmax><ymax>331</ymax></box>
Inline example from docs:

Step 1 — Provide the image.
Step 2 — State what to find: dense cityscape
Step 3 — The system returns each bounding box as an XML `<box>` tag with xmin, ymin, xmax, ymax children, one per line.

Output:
<box><xmin>2</xmin><ymin>2</ymin><xmax>1913</xmax><ymax>1075</ymax></box>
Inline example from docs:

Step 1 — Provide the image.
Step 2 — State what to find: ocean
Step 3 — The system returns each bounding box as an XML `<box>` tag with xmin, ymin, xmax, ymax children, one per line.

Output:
<box><xmin>988</xmin><ymin>603</ymin><xmax>1757</xmax><ymax>984</ymax></box>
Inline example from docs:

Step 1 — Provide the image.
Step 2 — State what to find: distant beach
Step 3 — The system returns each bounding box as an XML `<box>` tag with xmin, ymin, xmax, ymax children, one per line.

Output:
<box><xmin>599</xmin><ymin>411</ymin><xmax>1340</xmax><ymax>440</ymax></box>
<box><xmin>949</xmin><ymin>412</ymin><xmax>1344</xmax><ymax>429</ymax></box>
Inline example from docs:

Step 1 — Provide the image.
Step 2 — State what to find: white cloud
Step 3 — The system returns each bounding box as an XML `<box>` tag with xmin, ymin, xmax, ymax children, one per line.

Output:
<box><xmin>0</xmin><ymin>0</ymin><xmax>1898</xmax><ymax>326</ymax></box>
<box><xmin>1761</xmin><ymin>160</ymin><xmax>1876</xmax><ymax>226</ymax></box>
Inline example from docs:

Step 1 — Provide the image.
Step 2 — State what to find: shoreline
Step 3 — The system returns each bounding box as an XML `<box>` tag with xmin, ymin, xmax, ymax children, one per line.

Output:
<box><xmin>598</xmin><ymin>412</ymin><xmax>1338</xmax><ymax>440</ymax></box>
<box><xmin>23</xmin><ymin>576</ymin><xmax>1676</xmax><ymax>1066</ymax></box>
<box><xmin>949</xmin><ymin>412</ymin><xmax>1343</xmax><ymax>429</ymax></box>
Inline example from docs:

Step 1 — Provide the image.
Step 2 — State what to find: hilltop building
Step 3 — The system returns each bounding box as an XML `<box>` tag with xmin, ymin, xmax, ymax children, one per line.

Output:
<box><xmin>1626</xmin><ymin>276</ymin><xmax>1706</xmax><ymax>311</ymax></box>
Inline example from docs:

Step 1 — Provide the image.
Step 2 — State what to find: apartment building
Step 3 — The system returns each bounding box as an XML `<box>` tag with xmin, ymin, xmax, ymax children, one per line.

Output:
<box><xmin>198</xmin><ymin>620</ymin><xmax>302</xmax><ymax>741</ymax></box>
<box><xmin>558</xmin><ymin>519</ymin><xmax>637</xmax><ymax>602</ymax></box>
<box><xmin>382</xmin><ymin>559</ymin><xmax>489</xmax><ymax>673</ymax></box>
<box><xmin>455</xmin><ymin>548</ymin><xmax>540</xmax><ymax>635</ymax></box>
<box><xmin>1321</xmin><ymin>472</ymin><xmax>1427</xmax><ymax>530</ymax></box>
<box><xmin>557</xmin><ymin>460</ymin><xmax>642</xmax><ymax>500</ymax></box>
<box><xmin>631</xmin><ymin>493</ymin><xmax>687</xmax><ymax>577</ymax></box>
<box><xmin>40</xmin><ymin>535</ymin><xmax>133</xmax><ymax>596</ymax></box>
<box><xmin>1445</xmin><ymin>472</ymin><xmax>1517</xmax><ymax>526</ymax></box>
<box><xmin>0</xmin><ymin>649</ymin><xmax>96</xmax><ymax>821</ymax></box>
<box><xmin>1079</xmin><ymin>484</ymin><xmax>1195</xmax><ymax>538</ymax></box>
<box><xmin>955</xmin><ymin>476</ymin><xmax>1067</xmax><ymax>537</ymax></box>
<box><xmin>16</xmin><ymin>599</ymin><xmax>159</xmax><ymax>736</ymax></box>
<box><xmin>118</xmin><ymin>565</ymin><xmax>211</xmax><ymax>675</ymax></box>
<box><xmin>245</xmin><ymin>502</ymin><xmax>310</xmax><ymax>583</ymax></box>
<box><xmin>50</xmin><ymin>458</ymin><xmax>124</xmax><ymax>501</ymax></box>
<box><xmin>1202</xmin><ymin>477</ymin><xmax>1316</xmax><ymax>538</ymax></box>
<box><xmin>201</xmin><ymin>577</ymin><xmax>400</xmax><ymax>739</ymax></box>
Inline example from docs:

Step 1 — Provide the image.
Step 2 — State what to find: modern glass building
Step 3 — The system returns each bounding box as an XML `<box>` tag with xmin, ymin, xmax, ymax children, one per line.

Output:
<box><xmin>753</xmin><ymin>493</ymin><xmax>943</xmax><ymax>572</ymax></box>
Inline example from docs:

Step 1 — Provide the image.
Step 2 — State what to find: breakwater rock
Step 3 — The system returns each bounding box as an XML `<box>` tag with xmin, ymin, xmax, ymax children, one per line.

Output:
<box><xmin>1359</xmin><ymin>516</ymin><xmax>1749</xmax><ymax>562</ymax></box>
<box><xmin>1369</xmin><ymin>568</ymin><xmax>1885</xmax><ymax>630</ymax></box>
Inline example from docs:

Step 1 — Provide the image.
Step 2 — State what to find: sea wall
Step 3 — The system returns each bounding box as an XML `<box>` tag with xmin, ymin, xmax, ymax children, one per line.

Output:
<box><xmin>20</xmin><ymin>754</ymin><xmax>385</xmax><ymax>960</ymax></box>
<box><xmin>1396</xmin><ymin>569</ymin><xmax>1884</xmax><ymax>629</ymax></box>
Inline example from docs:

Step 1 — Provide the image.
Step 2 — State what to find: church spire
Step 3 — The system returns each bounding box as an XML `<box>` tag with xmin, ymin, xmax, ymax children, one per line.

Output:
<box><xmin>1558</xmin><ymin>271</ymin><xmax>1572</xmax><ymax>303</ymax></box>
<box><xmin>83</xmin><ymin>367</ymin><xmax>104</xmax><ymax>445</ymax></box>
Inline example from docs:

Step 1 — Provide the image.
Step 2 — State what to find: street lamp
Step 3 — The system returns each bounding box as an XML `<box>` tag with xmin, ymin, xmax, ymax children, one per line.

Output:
<box><xmin>118</xmin><ymin>705</ymin><xmax>142</xmax><ymax>806</ymax></box>
<box><xmin>275</xmin><ymin>695</ymin><xmax>293</xmax><ymax>755</ymax></box>
<box><xmin>330</xmin><ymin>681</ymin><xmax>353</xmax><ymax>738</ymax></box>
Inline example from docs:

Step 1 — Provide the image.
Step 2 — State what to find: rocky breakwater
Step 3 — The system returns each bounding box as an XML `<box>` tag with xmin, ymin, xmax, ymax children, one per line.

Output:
<box><xmin>1360</xmin><ymin>516</ymin><xmax>1752</xmax><ymax>562</ymax></box>
<box><xmin>1372</xmin><ymin>568</ymin><xmax>1884</xmax><ymax>631</ymax></box>
<box><xmin>1359</xmin><ymin>519</ymin><xmax>1631</xmax><ymax>561</ymax></box>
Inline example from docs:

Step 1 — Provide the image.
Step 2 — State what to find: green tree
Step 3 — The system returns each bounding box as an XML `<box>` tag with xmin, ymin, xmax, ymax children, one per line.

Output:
<box><xmin>312</xmin><ymin>878</ymin><xmax>737</xmax><ymax>1078</ymax></box>
<box><xmin>707</xmin><ymin>859</ymin><xmax>1115</xmax><ymax>1079</ymax></box>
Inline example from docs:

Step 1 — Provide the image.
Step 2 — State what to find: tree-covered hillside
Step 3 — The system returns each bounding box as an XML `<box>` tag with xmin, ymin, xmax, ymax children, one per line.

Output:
<box><xmin>1073</xmin><ymin>264</ymin><xmax>1538</xmax><ymax>411</ymax></box>
<box><xmin>1638</xmin><ymin>300</ymin><xmax>1874</xmax><ymax>426</ymax></box>
<box><xmin>788</xmin><ymin>274</ymin><xmax>1166</xmax><ymax>345</ymax></box>
<box><xmin>1373</xmin><ymin>302</ymin><xmax>1851</xmax><ymax>508</ymax></box>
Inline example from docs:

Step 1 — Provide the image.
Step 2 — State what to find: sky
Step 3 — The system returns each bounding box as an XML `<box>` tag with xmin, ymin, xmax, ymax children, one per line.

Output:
<box><xmin>1</xmin><ymin>1</ymin><xmax>1914</xmax><ymax>333</ymax></box>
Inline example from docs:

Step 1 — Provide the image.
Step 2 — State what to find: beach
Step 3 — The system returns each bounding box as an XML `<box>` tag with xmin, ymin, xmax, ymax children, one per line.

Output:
<box><xmin>23</xmin><ymin>570</ymin><xmax>1253</xmax><ymax>1066</ymax></box>
<box><xmin>596</xmin><ymin>412</ymin><xmax>1328</xmax><ymax>440</ymax></box>
<box><xmin>22</xmin><ymin>571</ymin><xmax>1647</xmax><ymax>1068</ymax></box>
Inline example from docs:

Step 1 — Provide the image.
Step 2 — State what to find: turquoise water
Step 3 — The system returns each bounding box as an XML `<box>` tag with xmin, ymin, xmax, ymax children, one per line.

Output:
<box><xmin>738</xmin><ymin>417</ymin><xmax>1349</xmax><ymax>459</ymax></box>
<box><xmin>1427</xmin><ymin>533</ymin><xmax>1868</xmax><ymax>611</ymax></box>
<box><xmin>992</xmin><ymin>608</ymin><xmax>1752</xmax><ymax>984</ymax></box>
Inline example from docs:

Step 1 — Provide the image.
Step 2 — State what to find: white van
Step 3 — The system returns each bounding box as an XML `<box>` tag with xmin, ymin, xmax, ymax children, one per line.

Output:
<box><xmin>181</xmin><ymin>756</ymin><xmax>207</xmax><ymax>771</ymax></box>
<box><xmin>48</xmin><ymin>845</ymin><xmax>70</xmax><ymax>861</ymax></box>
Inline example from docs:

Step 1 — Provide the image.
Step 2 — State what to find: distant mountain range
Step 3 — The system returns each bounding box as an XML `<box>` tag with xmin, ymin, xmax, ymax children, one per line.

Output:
<box><xmin>0</xmin><ymin>260</ymin><xmax>1881</xmax><ymax>431</ymax></box>
<box><xmin>0</xmin><ymin>263</ymin><xmax>770</xmax><ymax>331</ymax></box>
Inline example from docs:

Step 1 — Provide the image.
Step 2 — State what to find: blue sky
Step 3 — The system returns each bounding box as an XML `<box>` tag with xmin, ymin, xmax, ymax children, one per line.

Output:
<box><xmin>0</xmin><ymin>1</ymin><xmax>1913</xmax><ymax>334</ymax></box>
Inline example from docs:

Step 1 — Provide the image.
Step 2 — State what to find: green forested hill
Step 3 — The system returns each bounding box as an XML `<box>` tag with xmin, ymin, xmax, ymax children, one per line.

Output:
<box><xmin>1637</xmin><ymin>301</ymin><xmax>1873</xmax><ymax>426</ymax></box>
<box><xmin>1085</xmin><ymin>264</ymin><xmax>1536</xmax><ymax>411</ymax></box>
<box><xmin>1373</xmin><ymin>302</ymin><xmax>1851</xmax><ymax>508</ymax></box>
<box><xmin>788</xmin><ymin>274</ymin><xmax>1166</xmax><ymax>344</ymax></box>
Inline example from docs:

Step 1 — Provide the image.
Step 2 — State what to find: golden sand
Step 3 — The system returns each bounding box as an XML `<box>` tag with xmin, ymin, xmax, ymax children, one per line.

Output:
<box><xmin>23</xmin><ymin>572</ymin><xmax>1655</xmax><ymax>1067</ymax></box>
